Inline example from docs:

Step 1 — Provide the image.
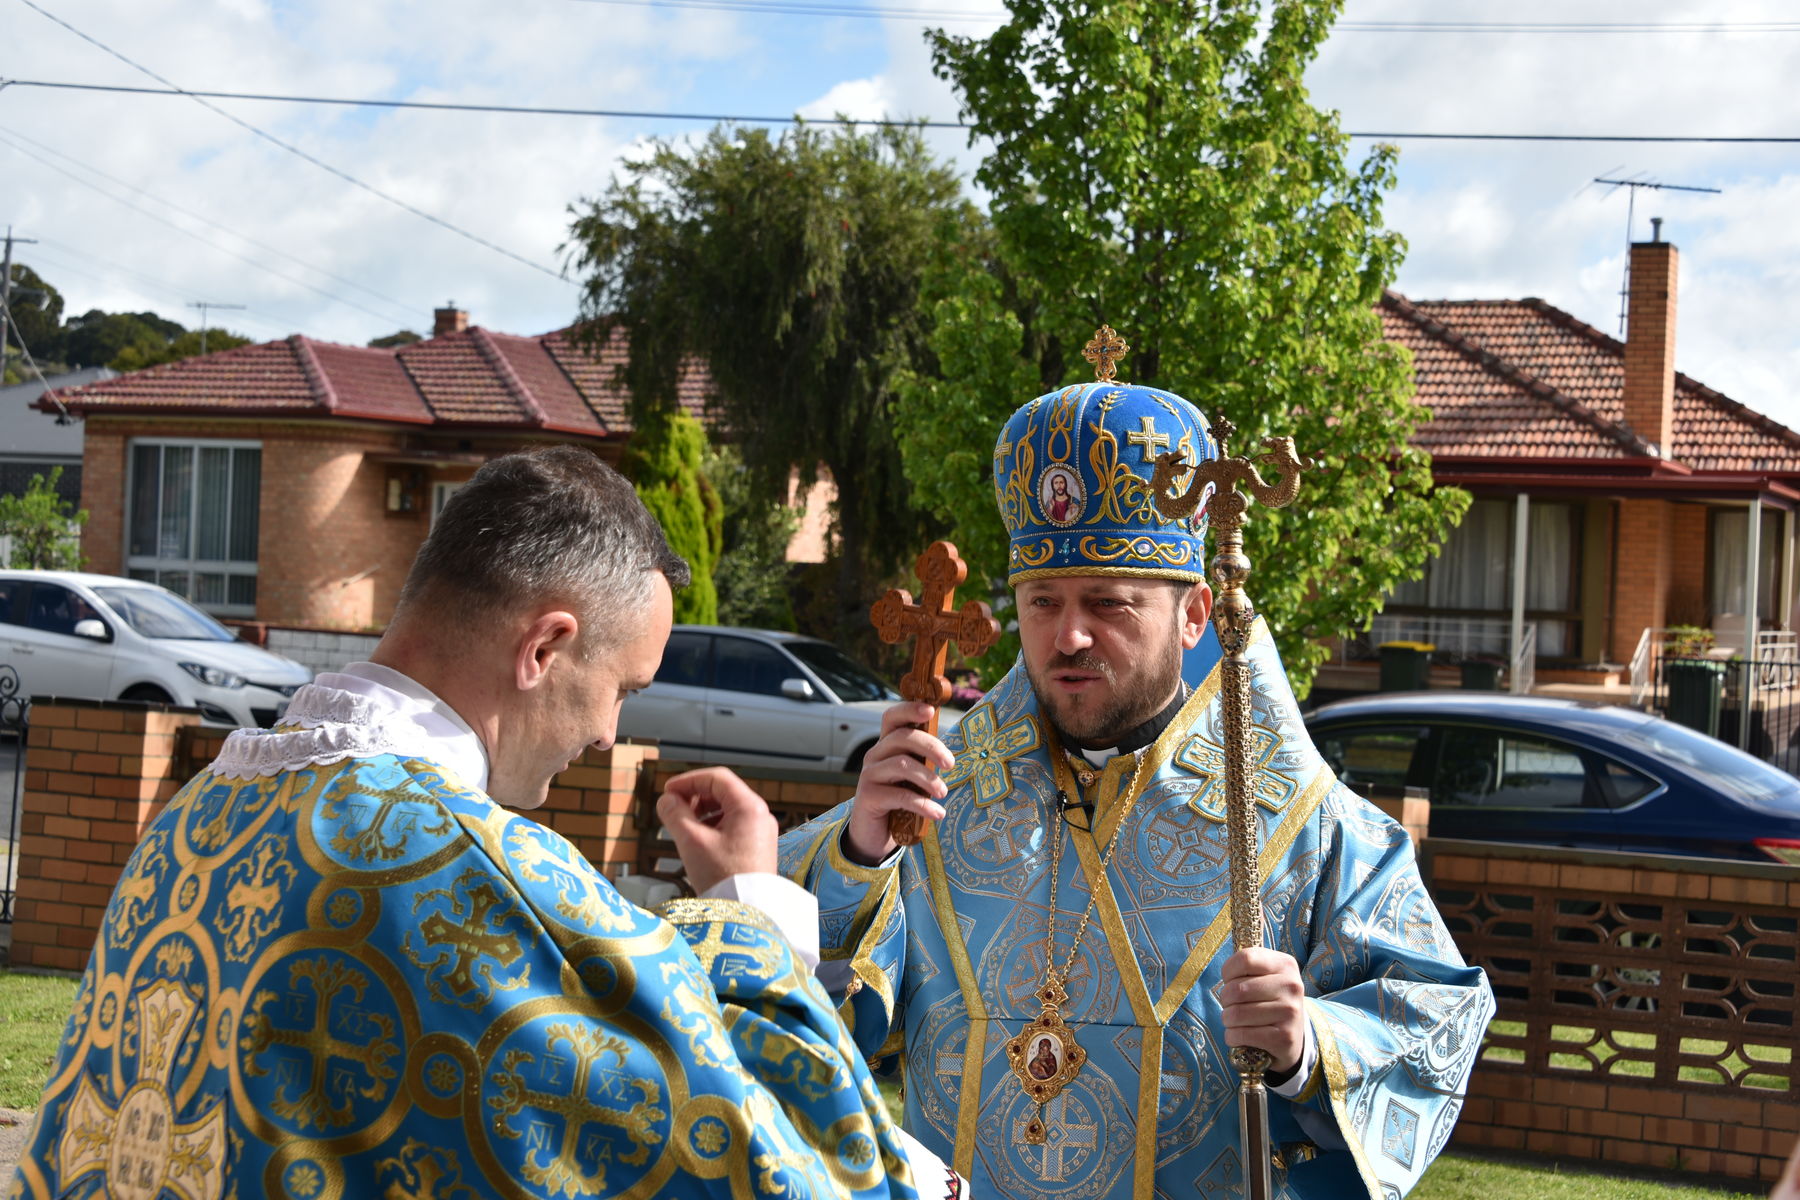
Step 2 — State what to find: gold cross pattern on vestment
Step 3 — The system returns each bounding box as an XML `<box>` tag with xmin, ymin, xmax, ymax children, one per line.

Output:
<box><xmin>940</xmin><ymin>706</ymin><xmax>1039</xmax><ymax>806</ymax></box>
<box><xmin>58</xmin><ymin>979</ymin><xmax>228</xmax><ymax>1199</ymax></box>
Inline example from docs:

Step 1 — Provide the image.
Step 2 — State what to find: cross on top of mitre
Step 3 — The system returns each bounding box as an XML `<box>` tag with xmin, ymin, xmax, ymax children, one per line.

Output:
<box><xmin>1083</xmin><ymin>325</ymin><xmax>1129</xmax><ymax>383</ymax></box>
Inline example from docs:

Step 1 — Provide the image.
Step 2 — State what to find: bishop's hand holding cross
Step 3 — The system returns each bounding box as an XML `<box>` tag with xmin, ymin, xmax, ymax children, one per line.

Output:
<box><xmin>844</xmin><ymin>541</ymin><xmax>999</xmax><ymax>862</ymax></box>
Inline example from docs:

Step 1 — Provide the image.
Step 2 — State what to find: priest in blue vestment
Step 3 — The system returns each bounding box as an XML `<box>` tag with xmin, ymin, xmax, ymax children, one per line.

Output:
<box><xmin>780</xmin><ymin>336</ymin><xmax>1495</xmax><ymax>1199</ymax></box>
<box><xmin>13</xmin><ymin>448</ymin><xmax>953</xmax><ymax>1200</ymax></box>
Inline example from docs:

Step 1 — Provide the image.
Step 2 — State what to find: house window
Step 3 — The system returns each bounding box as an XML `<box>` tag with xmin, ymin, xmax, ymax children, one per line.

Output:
<box><xmin>127</xmin><ymin>440</ymin><xmax>260</xmax><ymax>614</ymax></box>
<box><xmin>1708</xmin><ymin>508</ymin><xmax>1781</xmax><ymax>624</ymax></box>
<box><xmin>430</xmin><ymin>481</ymin><xmax>464</xmax><ymax>527</ymax></box>
<box><xmin>1386</xmin><ymin>499</ymin><xmax>1580</xmax><ymax>658</ymax></box>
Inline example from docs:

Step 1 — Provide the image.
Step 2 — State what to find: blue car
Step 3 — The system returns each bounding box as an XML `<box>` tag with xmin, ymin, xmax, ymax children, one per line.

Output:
<box><xmin>1305</xmin><ymin>693</ymin><xmax>1800</xmax><ymax>864</ymax></box>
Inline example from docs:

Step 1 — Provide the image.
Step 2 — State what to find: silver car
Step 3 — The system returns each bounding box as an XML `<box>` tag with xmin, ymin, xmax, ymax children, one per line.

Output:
<box><xmin>0</xmin><ymin>570</ymin><xmax>312</xmax><ymax>727</ymax></box>
<box><xmin>619</xmin><ymin>625</ymin><xmax>952</xmax><ymax>775</ymax></box>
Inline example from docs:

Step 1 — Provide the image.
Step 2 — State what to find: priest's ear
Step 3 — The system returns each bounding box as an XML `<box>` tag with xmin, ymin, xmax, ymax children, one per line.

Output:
<box><xmin>514</xmin><ymin>608</ymin><xmax>581</xmax><ymax>692</ymax></box>
<box><xmin>1179</xmin><ymin>582</ymin><xmax>1213</xmax><ymax>650</ymax></box>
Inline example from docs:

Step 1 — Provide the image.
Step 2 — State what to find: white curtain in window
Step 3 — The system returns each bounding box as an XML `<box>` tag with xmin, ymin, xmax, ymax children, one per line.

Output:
<box><xmin>1429</xmin><ymin>499</ymin><xmax>1511</xmax><ymax>610</ymax></box>
<box><xmin>1525</xmin><ymin>504</ymin><xmax>1573</xmax><ymax>612</ymax></box>
<box><xmin>1526</xmin><ymin>504</ymin><xmax>1574</xmax><ymax>657</ymax></box>
<box><xmin>1712</xmin><ymin>510</ymin><xmax>1749</xmax><ymax>617</ymax></box>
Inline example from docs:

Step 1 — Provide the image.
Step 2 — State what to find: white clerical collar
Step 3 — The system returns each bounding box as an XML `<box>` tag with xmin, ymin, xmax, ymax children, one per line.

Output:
<box><xmin>1076</xmin><ymin>744</ymin><xmax>1119</xmax><ymax>768</ymax></box>
<box><xmin>322</xmin><ymin>662</ymin><xmax>491</xmax><ymax>791</ymax></box>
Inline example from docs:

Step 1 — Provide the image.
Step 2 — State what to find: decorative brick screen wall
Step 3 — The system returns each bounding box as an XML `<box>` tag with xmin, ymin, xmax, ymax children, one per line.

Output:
<box><xmin>1427</xmin><ymin>840</ymin><xmax>1800</xmax><ymax>1184</ymax></box>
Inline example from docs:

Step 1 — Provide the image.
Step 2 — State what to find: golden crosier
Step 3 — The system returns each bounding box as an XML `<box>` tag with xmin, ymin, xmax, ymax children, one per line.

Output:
<box><xmin>1151</xmin><ymin>412</ymin><xmax>1308</xmax><ymax>1200</ymax></box>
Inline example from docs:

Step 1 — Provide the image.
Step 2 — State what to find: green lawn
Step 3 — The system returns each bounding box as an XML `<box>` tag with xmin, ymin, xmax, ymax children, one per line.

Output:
<box><xmin>1415</xmin><ymin>1151</ymin><xmax>1760</xmax><ymax>1200</ymax></box>
<box><xmin>0</xmin><ymin>969</ymin><xmax>77</xmax><ymax>1110</ymax></box>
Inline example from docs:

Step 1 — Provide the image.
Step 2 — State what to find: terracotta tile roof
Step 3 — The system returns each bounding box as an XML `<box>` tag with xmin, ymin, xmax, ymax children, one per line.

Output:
<box><xmin>1385</xmin><ymin>291</ymin><xmax>1800</xmax><ymax>475</ymax></box>
<box><xmin>43</xmin><ymin>321</ymin><xmax>711</xmax><ymax>437</ymax></box>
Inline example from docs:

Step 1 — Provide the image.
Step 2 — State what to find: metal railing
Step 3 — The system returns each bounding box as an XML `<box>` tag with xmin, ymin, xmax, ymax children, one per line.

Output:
<box><xmin>1508</xmin><ymin>621</ymin><xmax>1536</xmax><ymax>696</ymax></box>
<box><xmin>0</xmin><ymin>664</ymin><xmax>25</xmax><ymax>923</ymax></box>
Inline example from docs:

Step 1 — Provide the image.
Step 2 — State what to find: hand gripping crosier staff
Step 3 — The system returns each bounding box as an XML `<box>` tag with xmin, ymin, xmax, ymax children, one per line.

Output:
<box><xmin>1149</xmin><ymin>417</ymin><xmax>1307</xmax><ymax>1200</ymax></box>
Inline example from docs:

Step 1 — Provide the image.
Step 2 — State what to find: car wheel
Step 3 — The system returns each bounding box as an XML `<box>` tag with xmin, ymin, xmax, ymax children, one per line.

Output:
<box><xmin>120</xmin><ymin>684</ymin><xmax>173</xmax><ymax>705</ymax></box>
<box><xmin>845</xmin><ymin>740</ymin><xmax>877</xmax><ymax>776</ymax></box>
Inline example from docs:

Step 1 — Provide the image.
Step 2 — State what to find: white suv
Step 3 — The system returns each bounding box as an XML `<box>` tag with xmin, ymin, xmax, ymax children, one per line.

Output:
<box><xmin>617</xmin><ymin>625</ymin><xmax>957</xmax><ymax>775</ymax></box>
<box><xmin>0</xmin><ymin>570</ymin><xmax>312</xmax><ymax>727</ymax></box>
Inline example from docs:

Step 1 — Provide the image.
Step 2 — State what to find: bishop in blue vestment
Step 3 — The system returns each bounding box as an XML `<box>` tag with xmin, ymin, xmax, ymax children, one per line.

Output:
<box><xmin>780</xmin><ymin>339</ymin><xmax>1494</xmax><ymax>1199</ymax></box>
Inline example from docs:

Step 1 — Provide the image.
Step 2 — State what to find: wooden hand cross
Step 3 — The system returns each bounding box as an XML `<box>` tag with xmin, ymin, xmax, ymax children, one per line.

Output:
<box><xmin>870</xmin><ymin>541</ymin><xmax>1001</xmax><ymax>846</ymax></box>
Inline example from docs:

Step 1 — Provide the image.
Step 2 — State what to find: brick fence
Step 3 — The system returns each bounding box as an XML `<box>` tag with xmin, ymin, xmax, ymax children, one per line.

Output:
<box><xmin>1426</xmin><ymin>839</ymin><xmax>1800</xmax><ymax>1184</ymax></box>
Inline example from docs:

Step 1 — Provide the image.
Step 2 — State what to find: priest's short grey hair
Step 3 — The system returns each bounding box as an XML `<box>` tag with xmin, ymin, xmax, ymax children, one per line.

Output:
<box><xmin>396</xmin><ymin>445</ymin><xmax>690</xmax><ymax>655</ymax></box>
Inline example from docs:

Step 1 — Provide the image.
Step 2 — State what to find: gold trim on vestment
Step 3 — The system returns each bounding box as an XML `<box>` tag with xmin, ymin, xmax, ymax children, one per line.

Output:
<box><xmin>659</xmin><ymin>896</ymin><xmax>782</xmax><ymax>936</ymax></box>
<box><xmin>1151</xmin><ymin>762</ymin><xmax>1334</xmax><ymax>1026</ymax></box>
<box><xmin>1309</xmin><ymin>996</ymin><xmax>1381</xmax><ymax>1197</ymax></box>
<box><xmin>1049</xmin><ymin>751</ymin><xmax>1155</xmax><ymax>1028</ymax></box>
<box><xmin>1135</xmin><ymin>1021</ymin><xmax>1164</xmax><ymax>1200</ymax></box>
<box><xmin>787</xmin><ymin>818</ymin><xmax>835</xmax><ymax>890</ymax></box>
<box><xmin>922</xmin><ymin>820</ymin><xmax>988</xmax><ymax>1179</ymax></box>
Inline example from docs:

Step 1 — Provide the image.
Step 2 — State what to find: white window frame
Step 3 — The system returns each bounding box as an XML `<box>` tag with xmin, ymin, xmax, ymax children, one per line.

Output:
<box><xmin>125</xmin><ymin>437</ymin><xmax>262</xmax><ymax>617</ymax></box>
<box><xmin>430</xmin><ymin>480</ymin><xmax>464</xmax><ymax>528</ymax></box>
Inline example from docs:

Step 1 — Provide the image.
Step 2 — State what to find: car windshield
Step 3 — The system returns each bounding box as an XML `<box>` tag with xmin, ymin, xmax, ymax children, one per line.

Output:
<box><xmin>93</xmin><ymin>586</ymin><xmax>236</xmax><ymax>641</ymax></box>
<box><xmin>785</xmin><ymin>640</ymin><xmax>897</xmax><ymax>702</ymax></box>
<box><xmin>1613</xmin><ymin>714</ymin><xmax>1800</xmax><ymax>812</ymax></box>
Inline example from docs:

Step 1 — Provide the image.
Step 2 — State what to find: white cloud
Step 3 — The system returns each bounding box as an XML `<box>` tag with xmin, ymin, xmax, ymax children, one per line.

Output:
<box><xmin>7</xmin><ymin>0</ymin><xmax>1797</xmax><ymax>436</ymax></box>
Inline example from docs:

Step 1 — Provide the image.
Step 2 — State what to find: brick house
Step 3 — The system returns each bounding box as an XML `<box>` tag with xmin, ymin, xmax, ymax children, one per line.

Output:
<box><xmin>1356</xmin><ymin>231</ymin><xmax>1800</xmax><ymax>694</ymax></box>
<box><xmin>40</xmin><ymin>307</ymin><xmax>706</xmax><ymax>631</ymax></box>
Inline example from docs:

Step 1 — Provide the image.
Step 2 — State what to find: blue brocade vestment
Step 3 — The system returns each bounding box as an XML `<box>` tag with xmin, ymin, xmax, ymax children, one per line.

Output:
<box><xmin>780</xmin><ymin>622</ymin><xmax>1494</xmax><ymax>1200</ymax></box>
<box><xmin>15</xmin><ymin>693</ymin><xmax>923</xmax><ymax>1199</ymax></box>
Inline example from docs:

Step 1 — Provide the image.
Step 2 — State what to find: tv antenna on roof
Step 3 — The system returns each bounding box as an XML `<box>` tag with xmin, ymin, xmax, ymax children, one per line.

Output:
<box><xmin>1593</xmin><ymin>175</ymin><xmax>1720</xmax><ymax>336</ymax></box>
<box><xmin>187</xmin><ymin>300</ymin><xmax>246</xmax><ymax>356</ymax></box>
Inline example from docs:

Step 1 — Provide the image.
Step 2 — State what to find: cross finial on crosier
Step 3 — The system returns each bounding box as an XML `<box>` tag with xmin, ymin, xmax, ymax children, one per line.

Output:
<box><xmin>1083</xmin><ymin>325</ymin><xmax>1129</xmax><ymax>383</ymax></box>
<box><xmin>870</xmin><ymin>541</ymin><xmax>1001</xmax><ymax>846</ymax></box>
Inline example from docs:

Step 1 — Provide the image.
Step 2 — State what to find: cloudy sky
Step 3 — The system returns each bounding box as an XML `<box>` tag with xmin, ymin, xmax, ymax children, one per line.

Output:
<box><xmin>5</xmin><ymin>0</ymin><xmax>1799</xmax><ymax>426</ymax></box>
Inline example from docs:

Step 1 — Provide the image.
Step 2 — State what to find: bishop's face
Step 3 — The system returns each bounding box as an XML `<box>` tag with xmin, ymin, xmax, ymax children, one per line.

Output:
<box><xmin>1016</xmin><ymin>575</ymin><xmax>1209</xmax><ymax>749</ymax></box>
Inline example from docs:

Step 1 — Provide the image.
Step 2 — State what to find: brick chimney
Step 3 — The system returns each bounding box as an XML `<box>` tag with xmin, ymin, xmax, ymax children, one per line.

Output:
<box><xmin>433</xmin><ymin>302</ymin><xmax>469</xmax><ymax>338</ymax></box>
<box><xmin>1622</xmin><ymin>220</ymin><xmax>1678</xmax><ymax>456</ymax></box>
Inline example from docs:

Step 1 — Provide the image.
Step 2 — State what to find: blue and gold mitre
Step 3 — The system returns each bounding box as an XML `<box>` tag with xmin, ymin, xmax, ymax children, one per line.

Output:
<box><xmin>994</xmin><ymin>326</ymin><xmax>1216</xmax><ymax>584</ymax></box>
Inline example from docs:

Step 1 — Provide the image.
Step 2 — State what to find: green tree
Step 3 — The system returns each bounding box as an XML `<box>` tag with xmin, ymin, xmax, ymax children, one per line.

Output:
<box><xmin>61</xmin><ymin>310</ymin><xmax>181</xmax><ymax>369</ymax></box>
<box><xmin>0</xmin><ymin>467</ymin><xmax>87</xmax><ymax>570</ymax></box>
<box><xmin>111</xmin><ymin>328</ymin><xmax>252</xmax><ymax>371</ymax></box>
<box><xmin>567</xmin><ymin>122</ymin><xmax>966</xmax><ymax>649</ymax></box>
<box><xmin>705</xmin><ymin>444</ymin><xmax>799</xmax><ymax>629</ymax></box>
<box><xmin>3</xmin><ymin>264</ymin><xmax>66</xmax><ymax>374</ymax></box>
<box><xmin>622</xmin><ymin>411</ymin><xmax>721</xmax><ymax>624</ymax></box>
<box><xmin>900</xmin><ymin>0</ymin><xmax>1467</xmax><ymax>694</ymax></box>
<box><xmin>368</xmin><ymin>330</ymin><xmax>422</xmax><ymax>348</ymax></box>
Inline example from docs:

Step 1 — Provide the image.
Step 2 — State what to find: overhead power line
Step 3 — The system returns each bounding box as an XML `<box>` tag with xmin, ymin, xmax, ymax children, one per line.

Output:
<box><xmin>562</xmin><ymin>0</ymin><xmax>1800</xmax><ymax>31</ymax></box>
<box><xmin>7</xmin><ymin>79</ymin><xmax>1800</xmax><ymax>144</ymax></box>
<box><xmin>0</xmin><ymin>78</ymin><xmax>965</xmax><ymax>128</ymax></box>
<box><xmin>13</xmin><ymin>0</ymin><xmax>566</xmax><ymax>281</ymax></box>
<box><xmin>0</xmin><ymin>123</ymin><xmax>418</xmax><ymax>324</ymax></box>
<box><xmin>27</xmin><ymin>237</ymin><xmax>297</xmax><ymax>339</ymax></box>
<box><xmin>0</xmin><ymin>130</ymin><xmax>423</xmax><ymax>326</ymax></box>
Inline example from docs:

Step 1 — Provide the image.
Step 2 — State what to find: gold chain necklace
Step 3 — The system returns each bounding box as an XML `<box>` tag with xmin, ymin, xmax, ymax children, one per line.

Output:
<box><xmin>1007</xmin><ymin>738</ymin><xmax>1153</xmax><ymax>1146</ymax></box>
